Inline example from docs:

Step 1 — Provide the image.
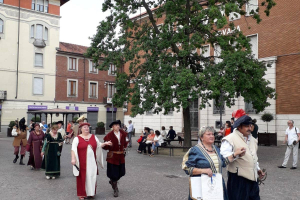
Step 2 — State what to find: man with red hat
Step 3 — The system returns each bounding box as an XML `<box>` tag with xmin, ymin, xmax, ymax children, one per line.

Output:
<box><xmin>103</xmin><ymin>120</ymin><xmax>129</xmax><ymax>197</ymax></box>
<box><xmin>221</xmin><ymin>111</ymin><xmax>265</xmax><ymax>200</ymax></box>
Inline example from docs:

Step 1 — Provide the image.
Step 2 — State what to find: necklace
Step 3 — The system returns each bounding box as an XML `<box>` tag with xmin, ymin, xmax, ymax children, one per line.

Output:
<box><xmin>201</xmin><ymin>140</ymin><xmax>215</xmax><ymax>153</ymax></box>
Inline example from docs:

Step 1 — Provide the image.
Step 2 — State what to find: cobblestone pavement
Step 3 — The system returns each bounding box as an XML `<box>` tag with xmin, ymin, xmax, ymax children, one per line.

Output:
<box><xmin>0</xmin><ymin>135</ymin><xmax>299</xmax><ymax>200</ymax></box>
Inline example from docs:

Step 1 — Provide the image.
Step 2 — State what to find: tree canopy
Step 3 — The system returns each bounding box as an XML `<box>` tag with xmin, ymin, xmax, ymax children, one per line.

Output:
<box><xmin>87</xmin><ymin>0</ymin><xmax>276</xmax><ymax>146</ymax></box>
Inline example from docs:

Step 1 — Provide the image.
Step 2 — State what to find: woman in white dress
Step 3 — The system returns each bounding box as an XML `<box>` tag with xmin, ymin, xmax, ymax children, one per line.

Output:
<box><xmin>71</xmin><ymin>123</ymin><xmax>112</xmax><ymax>200</ymax></box>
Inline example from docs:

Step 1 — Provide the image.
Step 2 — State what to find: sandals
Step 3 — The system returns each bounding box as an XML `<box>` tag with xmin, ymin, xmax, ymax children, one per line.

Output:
<box><xmin>136</xmin><ymin>150</ymin><xmax>141</xmax><ymax>153</ymax></box>
<box><xmin>149</xmin><ymin>154</ymin><xmax>154</xmax><ymax>157</ymax></box>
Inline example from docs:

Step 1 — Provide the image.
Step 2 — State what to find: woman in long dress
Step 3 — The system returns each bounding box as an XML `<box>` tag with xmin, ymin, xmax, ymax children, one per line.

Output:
<box><xmin>71</xmin><ymin>122</ymin><xmax>112</xmax><ymax>200</ymax></box>
<box><xmin>26</xmin><ymin>123</ymin><xmax>45</xmax><ymax>170</ymax></box>
<box><xmin>41</xmin><ymin>124</ymin><xmax>64</xmax><ymax>179</ymax></box>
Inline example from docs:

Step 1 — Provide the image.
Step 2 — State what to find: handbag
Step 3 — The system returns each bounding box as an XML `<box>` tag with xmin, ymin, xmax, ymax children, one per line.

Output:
<box><xmin>11</xmin><ymin>128</ymin><xmax>18</xmax><ymax>137</ymax></box>
<box><xmin>137</xmin><ymin>136</ymin><xmax>143</xmax><ymax>143</ymax></box>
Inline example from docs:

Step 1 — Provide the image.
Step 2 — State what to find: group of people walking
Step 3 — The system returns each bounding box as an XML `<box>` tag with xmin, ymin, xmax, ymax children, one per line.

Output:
<box><xmin>11</xmin><ymin>116</ymin><xmax>129</xmax><ymax>199</ymax></box>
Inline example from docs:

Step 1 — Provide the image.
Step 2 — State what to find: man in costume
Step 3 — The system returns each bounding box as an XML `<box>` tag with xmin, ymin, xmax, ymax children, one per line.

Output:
<box><xmin>12</xmin><ymin>118</ymin><xmax>28</xmax><ymax>165</ymax></box>
<box><xmin>103</xmin><ymin>120</ymin><xmax>129</xmax><ymax>197</ymax></box>
<box><xmin>73</xmin><ymin>115</ymin><xmax>86</xmax><ymax>137</ymax></box>
<box><xmin>221</xmin><ymin>111</ymin><xmax>265</xmax><ymax>200</ymax></box>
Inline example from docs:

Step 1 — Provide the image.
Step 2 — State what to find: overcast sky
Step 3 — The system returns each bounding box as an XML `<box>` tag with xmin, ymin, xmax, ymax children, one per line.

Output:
<box><xmin>60</xmin><ymin>0</ymin><xmax>109</xmax><ymax>47</ymax></box>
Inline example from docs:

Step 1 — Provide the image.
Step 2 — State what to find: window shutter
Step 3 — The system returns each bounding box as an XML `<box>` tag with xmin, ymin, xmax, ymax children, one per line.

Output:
<box><xmin>35</xmin><ymin>53</ymin><xmax>43</xmax><ymax>67</ymax></box>
<box><xmin>30</xmin><ymin>25</ymin><xmax>34</xmax><ymax>38</ymax></box>
<box><xmin>0</xmin><ymin>19</ymin><xmax>3</xmax><ymax>33</ymax></box>
<box><xmin>44</xmin><ymin>27</ymin><xmax>48</xmax><ymax>40</ymax></box>
<box><xmin>36</xmin><ymin>24</ymin><xmax>43</xmax><ymax>40</ymax></box>
<box><xmin>33</xmin><ymin>78</ymin><xmax>43</xmax><ymax>95</ymax></box>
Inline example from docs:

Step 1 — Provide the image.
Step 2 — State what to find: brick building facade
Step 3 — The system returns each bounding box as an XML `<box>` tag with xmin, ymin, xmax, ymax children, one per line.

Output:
<box><xmin>124</xmin><ymin>0</ymin><xmax>300</xmax><ymax>142</ymax></box>
<box><xmin>56</xmin><ymin>42</ymin><xmax>123</xmax><ymax>130</ymax></box>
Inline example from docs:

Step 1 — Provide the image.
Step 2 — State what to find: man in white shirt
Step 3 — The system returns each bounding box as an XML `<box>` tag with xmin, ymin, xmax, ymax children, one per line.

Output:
<box><xmin>278</xmin><ymin>120</ymin><xmax>300</xmax><ymax>169</ymax></box>
<box><xmin>127</xmin><ymin>120</ymin><xmax>134</xmax><ymax>148</ymax></box>
<box><xmin>221</xmin><ymin>114</ymin><xmax>265</xmax><ymax>200</ymax></box>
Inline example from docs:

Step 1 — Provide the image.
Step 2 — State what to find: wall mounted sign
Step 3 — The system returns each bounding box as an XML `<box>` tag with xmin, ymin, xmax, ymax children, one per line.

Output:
<box><xmin>28</xmin><ymin>105</ymin><xmax>48</xmax><ymax>110</ymax></box>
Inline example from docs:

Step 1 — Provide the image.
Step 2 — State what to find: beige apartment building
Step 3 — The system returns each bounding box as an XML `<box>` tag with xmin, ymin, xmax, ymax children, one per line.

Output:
<box><xmin>0</xmin><ymin>0</ymin><xmax>69</xmax><ymax>132</ymax></box>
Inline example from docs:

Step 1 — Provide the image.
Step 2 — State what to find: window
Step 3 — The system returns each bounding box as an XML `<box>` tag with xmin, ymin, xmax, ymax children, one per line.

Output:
<box><xmin>107</xmin><ymin>84</ymin><xmax>115</xmax><ymax>98</ymax></box>
<box><xmin>248</xmin><ymin>34</ymin><xmax>258</xmax><ymax>59</ymax></box>
<box><xmin>68</xmin><ymin>80</ymin><xmax>77</xmax><ymax>97</ymax></box>
<box><xmin>35</xmin><ymin>53</ymin><xmax>43</xmax><ymax>67</ymax></box>
<box><xmin>108</xmin><ymin>64</ymin><xmax>116</xmax><ymax>75</ymax></box>
<box><xmin>213</xmin><ymin>100</ymin><xmax>225</xmax><ymax>114</ymax></box>
<box><xmin>246</xmin><ymin>0</ymin><xmax>258</xmax><ymax>16</ymax></box>
<box><xmin>200</xmin><ymin>45</ymin><xmax>210</xmax><ymax>67</ymax></box>
<box><xmin>32</xmin><ymin>0</ymin><xmax>35</xmax><ymax>10</ymax></box>
<box><xmin>45</xmin><ymin>0</ymin><xmax>49</xmax><ymax>13</ymax></box>
<box><xmin>30</xmin><ymin>24</ymin><xmax>48</xmax><ymax>41</ymax></box>
<box><xmin>30</xmin><ymin>25</ymin><xmax>34</xmax><ymax>38</ymax></box>
<box><xmin>36</xmin><ymin>24</ymin><xmax>43</xmax><ymax>40</ymax></box>
<box><xmin>69</xmin><ymin>57</ymin><xmax>77</xmax><ymax>70</ymax></box>
<box><xmin>214</xmin><ymin>44</ymin><xmax>222</xmax><ymax>64</ymax></box>
<box><xmin>44</xmin><ymin>27</ymin><xmax>48</xmax><ymax>40</ymax></box>
<box><xmin>37</xmin><ymin>0</ymin><xmax>44</xmax><ymax>12</ymax></box>
<box><xmin>33</xmin><ymin>77</ymin><xmax>43</xmax><ymax>95</ymax></box>
<box><xmin>0</xmin><ymin>19</ymin><xmax>3</xmax><ymax>33</ymax></box>
<box><xmin>0</xmin><ymin>0</ymin><xmax>3</xmax><ymax>4</ymax></box>
<box><xmin>89</xmin><ymin>82</ymin><xmax>98</xmax><ymax>98</ymax></box>
<box><xmin>245</xmin><ymin>101</ymin><xmax>256</xmax><ymax>114</ymax></box>
<box><xmin>89</xmin><ymin>61</ymin><xmax>98</xmax><ymax>73</ymax></box>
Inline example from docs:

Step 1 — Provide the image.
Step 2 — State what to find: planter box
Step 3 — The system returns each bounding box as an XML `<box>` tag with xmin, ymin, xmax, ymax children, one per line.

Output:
<box><xmin>258</xmin><ymin>132</ymin><xmax>277</xmax><ymax>146</ymax></box>
<box><xmin>7</xmin><ymin>128</ymin><xmax>12</xmax><ymax>137</ymax></box>
<box><xmin>96</xmin><ymin>127</ymin><xmax>105</xmax><ymax>135</ymax></box>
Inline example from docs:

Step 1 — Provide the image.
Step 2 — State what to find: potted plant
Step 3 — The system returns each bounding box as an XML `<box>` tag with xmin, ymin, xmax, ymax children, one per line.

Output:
<box><xmin>96</xmin><ymin>122</ymin><xmax>105</xmax><ymax>135</ymax></box>
<box><xmin>7</xmin><ymin>121</ymin><xmax>16</xmax><ymax>137</ymax></box>
<box><xmin>31</xmin><ymin>116</ymin><xmax>41</xmax><ymax>123</ymax></box>
<box><xmin>258</xmin><ymin>112</ymin><xmax>277</xmax><ymax>146</ymax></box>
<box><xmin>73</xmin><ymin>117</ymin><xmax>79</xmax><ymax>123</ymax></box>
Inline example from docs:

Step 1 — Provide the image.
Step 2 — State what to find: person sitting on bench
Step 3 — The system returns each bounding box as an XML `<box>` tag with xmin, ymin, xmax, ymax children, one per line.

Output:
<box><xmin>166</xmin><ymin>126</ymin><xmax>177</xmax><ymax>145</ymax></box>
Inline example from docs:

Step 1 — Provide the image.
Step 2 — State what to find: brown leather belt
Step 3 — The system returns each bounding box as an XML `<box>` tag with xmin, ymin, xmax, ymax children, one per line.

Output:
<box><xmin>112</xmin><ymin>151</ymin><xmax>124</xmax><ymax>154</ymax></box>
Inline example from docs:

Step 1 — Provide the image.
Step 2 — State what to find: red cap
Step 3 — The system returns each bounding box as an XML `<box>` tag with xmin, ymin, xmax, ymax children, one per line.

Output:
<box><xmin>79</xmin><ymin>123</ymin><xmax>90</xmax><ymax>128</ymax></box>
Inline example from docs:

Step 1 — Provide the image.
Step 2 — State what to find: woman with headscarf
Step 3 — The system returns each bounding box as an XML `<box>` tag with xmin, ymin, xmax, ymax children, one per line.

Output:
<box><xmin>71</xmin><ymin>122</ymin><xmax>112</xmax><ymax>200</ymax></box>
<box><xmin>12</xmin><ymin>118</ymin><xmax>28</xmax><ymax>165</ymax></box>
<box><xmin>41</xmin><ymin>124</ymin><xmax>64</xmax><ymax>179</ymax></box>
<box><xmin>26</xmin><ymin>123</ymin><xmax>45</xmax><ymax>170</ymax></box>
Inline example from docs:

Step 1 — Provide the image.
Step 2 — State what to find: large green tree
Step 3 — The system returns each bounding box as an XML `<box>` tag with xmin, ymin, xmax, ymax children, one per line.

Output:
<box><xmin>87</xmin><ymin>0</ymin><xmax>276</xmax><ymax>147</ymax></box>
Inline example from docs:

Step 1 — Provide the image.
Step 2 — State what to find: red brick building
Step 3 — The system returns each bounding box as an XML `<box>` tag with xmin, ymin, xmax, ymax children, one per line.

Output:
<box><xmin>124</xmin><ymin>0</ymin><xmax>300</xmax><ymax>142</ymax></box>
<box><xmin>56</xmin><ymin>42</ymin><xmax>123</xmax><ymax>129</ymax></box>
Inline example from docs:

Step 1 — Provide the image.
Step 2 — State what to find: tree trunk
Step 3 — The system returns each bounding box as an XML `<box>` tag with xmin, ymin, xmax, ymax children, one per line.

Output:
<box><xmin>183</xmin><ymin>106</ymin><xmax>192</xmax><ymax>147</ymax></box>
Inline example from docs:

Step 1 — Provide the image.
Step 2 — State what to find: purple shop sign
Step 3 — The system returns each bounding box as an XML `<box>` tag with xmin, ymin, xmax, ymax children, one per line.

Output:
<box><xmin>66</xmin><ymin>106</ymin><xmax>79</xmax><ymax>111</ymax></box>
<box><xmin>0</xmin><ymin>105</ymin><xmax>2</xmax><ymax>109</ymax></box>
<box><xmin>28</xmin><ymin>105</ymin><xmax>48</xmax><ymax>110</ymax></box>
<box><xmin>87</xmin><ymin>107</ymin><xmax>99</xmax><ymax>112</ymax></box>
<box><xmin>106</xmin><ymin>107</ymin><xmax>117</xmax><ymax>112</ymax></box>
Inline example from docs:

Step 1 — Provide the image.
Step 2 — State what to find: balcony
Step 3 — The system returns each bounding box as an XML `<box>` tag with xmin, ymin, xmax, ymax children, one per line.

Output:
<box><xmin>0</xmin><ymin>91</ymin><xmax>7</xmax><ymax>100</ymax></box>
<box><xmin>103</xmin><ymin>97</ymin><xmax>113</xmax><ymax>104</ymax></box>
<box><xmin>33</xmin><ymin>39</ymin><xmax>46</xmax><ymax>48</ymax></box>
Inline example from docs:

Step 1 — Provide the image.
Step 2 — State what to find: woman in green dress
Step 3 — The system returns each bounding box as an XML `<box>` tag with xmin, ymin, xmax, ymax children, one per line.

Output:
<box><xmin>41</xmin><ymin>124</ymin><xmax>64</xmax><ymax>180</ymax></box>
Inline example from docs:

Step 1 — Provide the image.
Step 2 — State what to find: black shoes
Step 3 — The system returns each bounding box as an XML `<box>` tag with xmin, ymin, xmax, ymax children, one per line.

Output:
<box><xmin>13</xmin><ymin>155</ymin><xmax>19</xmax><ymax>163</ymax></box>
<box><xmin>290</xmin><ymin>167</ymin><xmax>297</xmax><ymax>170</ymax></box>
<box><xmin>278</xmin><ymin>166</ymin><xmax>286</xmax><ymax>168</ymax></box>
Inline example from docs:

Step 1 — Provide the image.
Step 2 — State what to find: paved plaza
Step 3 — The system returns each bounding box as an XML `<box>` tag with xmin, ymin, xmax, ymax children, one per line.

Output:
<box><xmin>0</xmin><ymin>134</ymin><xmax>299</xmax><ymax>200</ymax></box>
